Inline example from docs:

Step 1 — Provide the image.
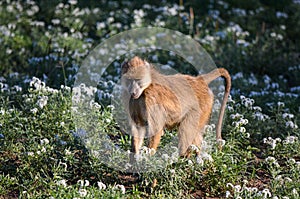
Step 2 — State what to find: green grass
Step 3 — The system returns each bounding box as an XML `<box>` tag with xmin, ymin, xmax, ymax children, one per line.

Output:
<box><xmin>1</xmin><ymin>73</ymin><xmax>299</xmax><ymax>198</ymax></box>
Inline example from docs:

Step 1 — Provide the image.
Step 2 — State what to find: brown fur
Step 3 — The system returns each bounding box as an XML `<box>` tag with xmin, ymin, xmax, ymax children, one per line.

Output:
<box><xmin>121</xmin><ymin>56</ymin><xmax>231</xmax><ymax>158</ymax></box>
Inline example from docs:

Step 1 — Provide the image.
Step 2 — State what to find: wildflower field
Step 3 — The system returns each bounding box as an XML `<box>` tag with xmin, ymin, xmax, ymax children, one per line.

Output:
<box><xmin>0</xmin><ymin>0</ymin><xmax>300</xmax><ymax>198</ymax></box>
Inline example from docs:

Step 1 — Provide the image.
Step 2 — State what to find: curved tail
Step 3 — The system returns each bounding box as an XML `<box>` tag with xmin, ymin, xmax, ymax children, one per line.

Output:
<box><xmin>201</xmin><ymin>68</ymin><xmax>231</xmax><ymax>141</ymax></box>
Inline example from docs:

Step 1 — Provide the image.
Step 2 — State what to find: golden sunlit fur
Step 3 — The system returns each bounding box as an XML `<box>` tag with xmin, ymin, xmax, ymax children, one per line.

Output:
<box><xmin>121</xmin><ymin>56</ymin><xmax>231</xmax><ymax>158</ymax></box>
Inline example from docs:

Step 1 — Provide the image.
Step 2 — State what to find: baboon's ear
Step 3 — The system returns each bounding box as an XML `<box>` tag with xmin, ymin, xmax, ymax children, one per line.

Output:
<box><xmin>144</xmin><ymin>60</ymin><xmax>151</xmax><ymax>69</ymax></box>
<box><xmin>121</xmin><ymin>61</ymin><xmax>129</xmax><ymax>74</ymax></box>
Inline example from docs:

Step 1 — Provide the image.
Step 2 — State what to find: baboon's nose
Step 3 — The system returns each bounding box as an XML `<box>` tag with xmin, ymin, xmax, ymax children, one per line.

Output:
<box><xmin>131</xmin><ymin>92</ymin><xmax>139</xmax><ymax>99</ymax></box>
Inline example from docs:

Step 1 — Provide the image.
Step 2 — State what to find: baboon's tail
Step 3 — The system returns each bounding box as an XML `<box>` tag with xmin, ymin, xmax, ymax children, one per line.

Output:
<box><xmin>201</xmin><ymin>68</ymin><xmax>231</xmax><ymax>141</ymax></box>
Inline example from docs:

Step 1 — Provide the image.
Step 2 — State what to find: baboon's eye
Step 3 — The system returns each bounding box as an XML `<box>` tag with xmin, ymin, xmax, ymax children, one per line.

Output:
<box><xmin>136</xmin><ymin>80</ymin><xmax>144</xmax><ymax>87</ymax></box>
<box><xmin>126</xmin><ymin>79</ymin><xmax>132</xmax><ymax>84</ymax></box>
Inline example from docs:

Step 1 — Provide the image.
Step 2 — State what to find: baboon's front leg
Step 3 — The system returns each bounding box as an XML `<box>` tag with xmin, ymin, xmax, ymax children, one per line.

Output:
<box><xmin>130</xmin><ymin>125</ymin><xmax>146</xmax><ymax>162</ymax></box>
<box><xmin>131</xmin><ymin>136</ymin><xmax>144</xmax><ymax>154</ymax></box>
<box><xmin>148</xmin><ymin>129</ymin><xmax>164</xmax><ymax>155</ymax></box>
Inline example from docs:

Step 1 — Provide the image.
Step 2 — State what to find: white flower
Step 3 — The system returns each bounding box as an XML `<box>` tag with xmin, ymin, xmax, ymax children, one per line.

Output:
<box><xmin>242</xmin><ymin>97</ymin><xmax>254</xmax><ymax>108</ymax></box>
<box><xmin>230</xmin><ymin>113</ymin><xmax>243</xmax><ymax>119</ymax></box>
<box><xmin>276</xmin><ymin>11</ymin><xmax>288</xmax><ymax>18</ymax></box>
<box><xmin>30</xmin><ymin>108</ymin><xmax>38</xmax><ymax>114</ymax></box>
<box><xmin>286</xmin><ymin>121</ymin><xmax>298</xmax><ymax>129</ymax></box>
<box><xmin>97</xmin><ymin>181</ymin><xmax>106</xmax><ymax>190</ymax></box>
<box><xmin>282</xmin><ymin>113</ymin><xmax>294</xmax><ymax>119</ymax></box>
<box><xmin>292</xmin><ymin>188</ymin><xmax>298</xmax><ymax>196</ymax></box>
<box><xmin>0</xmin><ymin>108</ymin><xmax>5</xmax><ymax>115</ymax></box>
<box><xmin>65</xmin><ymin>149</ymin><xmax>72</xmax><ymax>155</ymax></box>
<box><xmin>41</xmin><ymin>147</ymin><xmax>46</xmax><ymax>153</ymax></box>
<box><xmin>263</xmin><ymin>137</ymin><xmax>281</xmax><ymax>150</ymax></box>
<box><xmin>78</xmin><ymin>179</ymin><xmax>89</xmax><ymax>187</ymax></box>
<box><xmin>240</xmin><ymin>127</ymin><xmax>246</xmax><ymax>133</ymax></box>
<box><xmin>205</xmin><ymin>124</ymin><xmax>214</xmax><ymax>133</ymax></box>
<box><xmin>253</xmin><ymin>106</ymin><xmax>262</xmax><ymax>112</ymax></box>
<box><xmin>265</xmin><ymin>156</ymin><xmax>280</xmax><ymax>168</ymax></box>
<box><xmin>196</xmin><ymin>156</ymin><xmax>204</xmax><ymax>165</ymax></box>
<box><xmin>56</xmin><ymin>179</ymin><xmax>67</xmax><ymax>188</ymax></box>
<box><xmin>187</xmin><ymin>159</ymin><xmax>193</xmax><ymax>165</ymax></box>
<box><xmin>284</xmin><ymin>136</ymin><xmax>298</xmax><ymax>144</ymax></box>
<box><xmin>296</xmin><ymin>161</ymin><xmax>300</xmax><ymax>169</ymax></box>
<box><xmin>277</xmin><ymin>102</ymin><xmax>285</xmax><ymax>107</ymax></box>
<box><xmin>161</xmin><ymin>153</ymin><xmax>169</xmax><ymax>161</ymax></box>
<box><xmin>265</xmin><ymin>156</ymin><xmax>276</xmax><ymax>163</ymax></box>
<box><xmin>270</xmin><ymin>32</ymin><xmax>277</xmax><ymax>37</ymax></box>
<box><xmin>90</xmin><ymin>101</ymin><xmax>101</xmax><ymax>109</ymax></box>
<box><xmin>201</xmin><ymin>152</ymin><xmax>213</xmax><ymax>162</ymax></box>
<box><xmin>85</xmin><ymin>86</ymin><xmax>97</xmax><ymax>97</ymax></box>
<box><xmin>59</xmin><ymin>162</ymin><xmax>67</xmax><ymax>171</ymax></box>
<box><xmin>40</xmin><ymin>138</ymin><xmax>49</xmax><ymax>145</ymax></box>
<box><xmin>96</xmin><ymin>22</ymin><xmax>106</xmax><ymax>30</ymax></box>
<box><xmin>241</xmin><ymin>119</ymin><xmax>248</xmax><ymax>125</ymax></box>
<box><xmin>68</xmin><ymin>0</ymin><xmax>77</xmax><ymax>5</ymax></box>
<box><xmin>37</xmin><ymin>96</ymin><xmax>48</xmax><ymax>109</ymax></box>
<box><xmin>288</xmin><ymin>158</ymin><xmax>296</xmax><ymax>164</ymax></box>
<box><xmin>225</xmin><ymin>191</ymin><xmax>231</xmax><ymax>198</ymax></box>
<box><xmin>275</xmin><ymin>175</ymin><xmax>282</xmax><ymax>181</ymax></box>
<box><xmin>125</xmin><ymin>162</ymin><xmax>132</xmax><ymax>170</ymax></box>
<box><xmin>189</xmin><ymin>144</ymin><xmax>200</xmax><ymax>153</ymax></box>
<box><xmin>168</xmin><ymin>6</ymin><xmax>178</xmax><ymax>16</ymax></box>
<box><xmin>51</xmin><ymin>19</ymin><xmax>60</xmax><ymax>25</ymax></box>
<box><xmin>133</xmin><ymin>9</ymin><xmax>145</xmax><ymax>17</ymax></box>
<box><xmin>78</xmin><ymin>189</ymin><xmax>87</xmax><ymax>197</ymax></box>
<box><xmin>226</xmin><ymin>183</ymin><xmax>234</xmax><ymax>189</ymax></box>
<box><xmin>30</xmin><ymin>77</ymin><xmax>46</xmax><ymax>91</ymax></box>
<box><xmin>280</xmin><ymin>25</ymin><xmax>286</xmax><ymax>30</ymax></box>
<box><xmin>262</xmin><ymin>188</ymin><xmax>272</xmax><ymax>198</ymax></box>
<box><xmin>251</xmin><ymin>187</ymin><xmax>258</xmax><ymax>193</ymax></box>
<box><xmin>13</xmin><ymin>85</ymin><xmax>22</xmax><ymax>92</ymax></box>
<box><xmin>115</xmin><ymin>184</ymin><xmax>125</xmax><ymax>194</ymax></box>
<box><xmin>170</xmin><ymin>169</ymin><xmax>176</xmax><ymax>175</ymax></box>
<box><xmin>217</xmin><ymin>139</ymin><xmax>226</xmax><ymax>147</ymax></box>
<box><xmin>271</xmin><ymin>140</ymin><xmax>277</xmax><ymax>150</ymax></box>
<box><xmin>232</xmin><ymin>118</ymin><xmax>248</xmax><ymax>128</ymax></box>
<box><xmin>284</xmin><ymin>177</ymin><xmax>292</xmax><ymax>182</ymax></box>
<box><xmin>107</xmin><ymin>17</ymin><xmax>114</xmax><ymax>23</ymax></box>
<box><xmin>107</xmin><ymin>105</ymin><xmax>115</xmax><ymax>110</ymax></box>
<box><xmin>234</xmin><ymin>185</ymin><xmax>241</xmax><ymax>193</ymax></box>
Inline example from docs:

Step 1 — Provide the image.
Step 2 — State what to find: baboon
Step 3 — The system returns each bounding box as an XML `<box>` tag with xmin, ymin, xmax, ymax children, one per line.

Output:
<box><xmin>121</xmin><ymin>56</ymin><xmax>231</xmax><ymax>158</ymax></box>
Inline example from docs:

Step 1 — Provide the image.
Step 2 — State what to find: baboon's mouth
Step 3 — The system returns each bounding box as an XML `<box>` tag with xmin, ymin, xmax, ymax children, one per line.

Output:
<box><xmin>131</xmin><ymin>95</ymin><xmax>140</xmax><ymax>99</ymax></box>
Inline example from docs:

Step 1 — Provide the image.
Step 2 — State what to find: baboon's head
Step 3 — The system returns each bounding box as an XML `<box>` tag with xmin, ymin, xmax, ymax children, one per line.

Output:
<box><xmin>121</xmin><ymin>56</ymin><xmax>152</xmax><ymax>99</ymax></box>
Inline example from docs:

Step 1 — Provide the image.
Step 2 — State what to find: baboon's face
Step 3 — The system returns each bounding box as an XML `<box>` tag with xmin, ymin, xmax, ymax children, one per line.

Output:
<box><xmin>122</xmin><ymin>65</ymin><xmax>151</xmax><ymax>99</ymax></box>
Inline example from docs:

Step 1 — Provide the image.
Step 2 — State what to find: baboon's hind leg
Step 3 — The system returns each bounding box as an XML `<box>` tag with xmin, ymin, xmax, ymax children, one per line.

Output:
<box><xmin>192</xmin><ymin>132</ymin><xmax>203</xmax><ymax>157</ymax></box>
<box><xmin>178</xmin><ymin>110</ymin><xmax>201</xmax><ymax>157</ymax></box>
